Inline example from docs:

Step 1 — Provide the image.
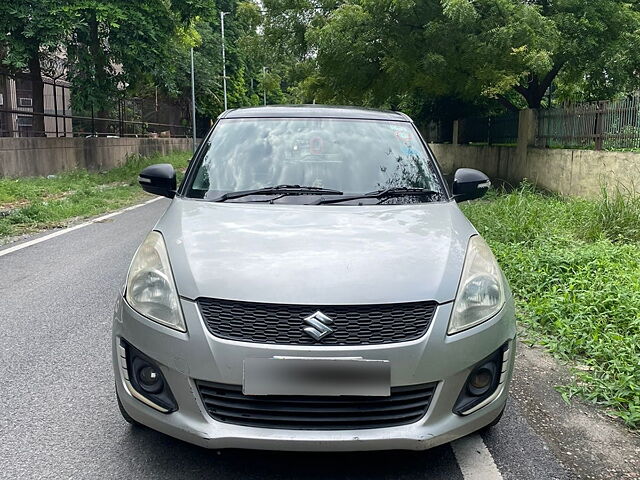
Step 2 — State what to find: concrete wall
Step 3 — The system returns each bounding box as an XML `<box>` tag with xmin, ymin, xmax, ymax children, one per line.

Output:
<box><xmin>429</xmin><ymin>143</ymin><xmax>640</xmax><ymax>197</ymax></box>
<box><xmin>0</xmin><ymin>137</ymin><xmax>193</xmax><ymax>178</ymax></box>
<box><xmin>430</xmin><ymin>144</ymin><xmax>517</xmax><ymax>180</ymax></box>
<box><xmin>526</xmin><ymin>148</ymin><xmax>640</xmax><ymax>197</ymax></box>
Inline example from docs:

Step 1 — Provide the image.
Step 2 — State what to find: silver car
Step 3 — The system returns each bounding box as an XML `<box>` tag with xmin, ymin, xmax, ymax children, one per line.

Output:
<box><xmin>113</xmin><ymin>105</ymin><xmax>516</xmax><ymax>451</ymax></box>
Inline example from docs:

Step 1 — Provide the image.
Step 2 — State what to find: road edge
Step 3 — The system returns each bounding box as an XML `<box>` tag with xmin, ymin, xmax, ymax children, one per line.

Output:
<box><xmin>0</xmin><ymin>197</ymin><xmax>163</xmax><ymax>258</ymax></box>
<box><xmin>510</xmin><ymin>339</ymin><xmax>640</xmax><ymax>480</ymax></box>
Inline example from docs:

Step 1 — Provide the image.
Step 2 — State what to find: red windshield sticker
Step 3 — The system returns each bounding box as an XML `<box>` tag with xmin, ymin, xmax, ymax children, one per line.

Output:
<box><xmin>309</xmin><ymin>137</ymin><xmax>324</xmax><ymax>154</ymax></box>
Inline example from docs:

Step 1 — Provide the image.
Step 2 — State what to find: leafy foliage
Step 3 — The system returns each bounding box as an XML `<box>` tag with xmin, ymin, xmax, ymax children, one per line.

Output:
<box><xmin>0</xmin><ymin>0</ymin><xmax>271</xmax><ymax>122</ymax></box>
<box><xmin>64</xmin><ymin>0</ymin><xmax>222</xmax><ymax>114</ymax></box>
<box><xmin>258</xmin><ymin>0</ymin><xmax>640</xmax><ymax>117</ymax></box>
<box><xmin>0</xmin><ymin>1</ymin><xmax>75</xmax><ymax>71</ymax></box>
<box><xmin>3</xmin><ymin>0</ymin><xmax>640</xmax><ymax>123</ymax></box>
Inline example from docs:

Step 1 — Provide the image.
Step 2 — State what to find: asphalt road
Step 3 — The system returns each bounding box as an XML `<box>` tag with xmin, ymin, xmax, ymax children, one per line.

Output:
<box><xmin>0</xmin><ymin>199</ymin><xmax>572</xmax><ymax>480</ymax></box>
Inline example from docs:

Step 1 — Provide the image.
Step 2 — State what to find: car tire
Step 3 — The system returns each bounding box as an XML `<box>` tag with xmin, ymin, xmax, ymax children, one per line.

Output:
<box><xmin>116</xmin><ymin>386</ymin><xmax>143</xmax><ymax>427</ymax></box>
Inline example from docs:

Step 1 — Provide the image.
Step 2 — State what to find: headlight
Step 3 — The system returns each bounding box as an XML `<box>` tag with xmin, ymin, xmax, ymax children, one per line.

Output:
<box><xmin>125</xmin><ymin>231</ymin><xmax>186</xmax><ymax>332</ymax></box>
<box><xmin>449</xmin><ymin>235</ymin><xmax>505</xmax><ymax>334</ymax></box>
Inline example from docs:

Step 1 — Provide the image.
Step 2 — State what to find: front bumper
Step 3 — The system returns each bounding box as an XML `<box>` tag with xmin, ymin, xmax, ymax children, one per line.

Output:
<box><xmin>112</xmin><ymin>297</ymin><xmax>516</xmax><ymax>451</ymax></box>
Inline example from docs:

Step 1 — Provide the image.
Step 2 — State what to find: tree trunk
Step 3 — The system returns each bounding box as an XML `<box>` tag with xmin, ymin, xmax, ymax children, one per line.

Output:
<box><xmin>514</xmin><ymin>82</ymin><xmax>544</xmax><ymax>109</ymax></box>
<box><xmin>513</xmin><ymin>61</ymin><xmax>566</xmax><ymax>109</ymax></box>
<box><xmin>496</xmin><ymin>95</ymin><xmax>519</xmax><ymax>112</ymax></box>
<box><xmin>0</xmin><ymin>73</ymin><xmax>11</xmax><ymax>136</ymax></box>
<box><xmin>28</xmin><ymin>52</ymin><xmax>46</xmax><ymax>137</ymax></box>
<box><xmin>88</xmin><ymin>12</ymin><xmax>111</xmax><ymax>136</ymax></box>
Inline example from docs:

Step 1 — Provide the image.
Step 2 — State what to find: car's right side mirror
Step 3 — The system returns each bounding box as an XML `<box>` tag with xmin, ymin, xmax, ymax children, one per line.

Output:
<box><xmin>452</xmin><ymin>168</ymin><xmax>491</xmax><ymax>202</ymax></box>
<box><xmin>138</xmin><ymin>163</ymin><xmax>177</xmax><ymax>198</ymax></box>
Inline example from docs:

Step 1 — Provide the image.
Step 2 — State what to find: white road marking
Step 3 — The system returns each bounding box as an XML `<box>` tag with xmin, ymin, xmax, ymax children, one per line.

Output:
<box><xmin>451</xmin><ymin>433</ymin><xmax>503</xmax><ymax>480</ymax></box>
<box><xmin>0</xmin><ymin>197</ymin><xmax>163</xmax><ymax>258</ymax></box>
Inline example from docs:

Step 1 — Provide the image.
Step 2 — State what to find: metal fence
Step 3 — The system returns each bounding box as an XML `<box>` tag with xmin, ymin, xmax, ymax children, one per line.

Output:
<box><xmin>458</xmin><ymin>112</ymin><xmax>519</xmax><ymax>145</ymax></box>
<box><xmin>0</xmin><ymin>71</ymin><xmax>191</xmax><ymax>138</ymax></box>
<box><xmin>421</xmin><ymin>120</ymin><xmax>453</xmax><ymax>143</ymax></box>
<box><xmin>537</xmin><ymin>94</ymin><xmax>640</xmax><ymax>150</ymax></box>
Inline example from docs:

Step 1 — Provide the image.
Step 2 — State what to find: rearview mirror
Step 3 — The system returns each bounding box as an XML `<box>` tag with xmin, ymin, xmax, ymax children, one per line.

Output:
<box><xmin>452</xmin><ymin>168</ymin><xmax>491</xmax><ymax>202</ymax></box>
<box><xmin>138</xmin><ymin>164</ymin><xmax>177</xmax><ymax>198</ymax></box>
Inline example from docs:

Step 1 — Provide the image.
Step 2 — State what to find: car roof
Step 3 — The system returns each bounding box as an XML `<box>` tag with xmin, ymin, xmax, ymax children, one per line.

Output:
<box><xmin>220</xmin><ymin>105</ymin><xmax>412</xmax><ymax>122</ymax></box>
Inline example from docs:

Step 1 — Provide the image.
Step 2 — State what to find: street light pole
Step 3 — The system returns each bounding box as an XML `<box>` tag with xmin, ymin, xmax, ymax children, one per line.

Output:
<box><xmin>262</xmin><ymin>66</ymin><xmax>266</xmax><ymax>106</ymax></box>
<box><xmin>190</xmin><ymin>47</ymin><xmax>196</xmax><ymax>152</ymax></box>
<box><xmin>221</xmin><ymin>11</ymin><xmax>228</xmax><ymax>111</ymax></box>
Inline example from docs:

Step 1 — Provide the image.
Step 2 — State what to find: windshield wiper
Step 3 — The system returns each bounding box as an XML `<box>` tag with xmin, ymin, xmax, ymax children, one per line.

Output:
<box><xmin>312</xmin><ymin>187</ymin><xmax>441</xmax><ymax>205</ymax></box>
<box><xmin>210</xmin><ymin>185</ymin><xmax>343</xmax><ymax>202</ymax></box>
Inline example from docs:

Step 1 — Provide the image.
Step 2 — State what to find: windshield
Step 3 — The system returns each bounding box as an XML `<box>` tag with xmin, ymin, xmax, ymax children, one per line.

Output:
<box><xmin>185</xmin><ymin>118</ymin><xmax>446</xmax><ymax>204</ymax></box>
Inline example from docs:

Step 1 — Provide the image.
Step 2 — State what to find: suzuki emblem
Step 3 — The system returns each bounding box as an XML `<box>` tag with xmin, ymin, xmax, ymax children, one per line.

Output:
<box><xmin>303</xmin><ymin>311</ymin><xmax>335</xmax><ymax>341</ymax></box>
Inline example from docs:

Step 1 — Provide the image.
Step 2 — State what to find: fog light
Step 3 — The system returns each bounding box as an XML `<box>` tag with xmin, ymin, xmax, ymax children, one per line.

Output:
<box><xmin>137</xmin><ymin>365</ymin><xmax>163</xmax><ymax>394</ymax></box>
<box><xmin>468</xmin><ymin>367</ymin><xmax>493</xmax><ymax>396</ymax></box>
<box><xmin>453</xmin><ymin>342</ymin><xmax>510</xmax><ymax>415</ymax></box>
<box><xmin>120</xmin><ymin>339</ymin><xmax>178</xmax><ymax>413</ymax></box>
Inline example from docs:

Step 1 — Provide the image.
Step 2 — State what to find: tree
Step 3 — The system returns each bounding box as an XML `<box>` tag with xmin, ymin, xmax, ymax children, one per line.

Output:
<box><xmin>156</xmin><ymin>1</ymin><xmax>266</xmax><ymax>119</ymax></box>
<box><xmin>508</xmin><ymin>0</ymin><xmax>640</xmax><ymax>107</ymax></box>
<box><xmin>0</xmin><ymin>0</ymin><xmax>76</xmax><ymax>135</ymax></box>
<box><xmin>541</xmin><ymin>0</ymin><xmax>640</xmax><ymax>103</ymax></box>
<box><xmin>262</xmin><ymin>0</ymin><xmax>640</xmax><ymax>115</ymax></box>
<box><xmin>1</xmin><ymin>0</ymin><xmax>287</xmax><ymax>137</ymax></box>
<box><xmin>0</xmin><ymin>0</ymin><xmax>217</xmax><ymax>135</ymax></box>
<box><xmin>65</xmin><ymin>0</ymin><xmax>215</xmax><ymax>131</ymax></box>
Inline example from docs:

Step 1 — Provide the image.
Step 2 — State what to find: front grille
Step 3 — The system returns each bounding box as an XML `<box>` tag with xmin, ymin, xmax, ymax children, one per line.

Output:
<box><xmin>198</xmin><ymin>298</ymin><xmax>437</xmax><ymax>345</ymax></box>
<box><xmin>195</xmin><ymin>381</ymin><xmax>437</xmax><ymax>430</ymax></box>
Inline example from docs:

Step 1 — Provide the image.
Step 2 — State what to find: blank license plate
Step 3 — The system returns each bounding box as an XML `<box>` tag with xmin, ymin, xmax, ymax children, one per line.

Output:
<box><xmin>243</xmin><ymin>357</ymin><xmax>390</xmax><ymax>396</ymax></box>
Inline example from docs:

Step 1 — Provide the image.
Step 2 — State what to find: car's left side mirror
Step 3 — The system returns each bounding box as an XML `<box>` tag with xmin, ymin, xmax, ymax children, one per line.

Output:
<box><xmin>452</xmin><ymin>168</ymin><xmax>491</xmax><ymax>202</ymax></box>
<box><xmin>138</xmin><ymin>164</ymin><xmax>177</xmax><ymax>198</ymax></box>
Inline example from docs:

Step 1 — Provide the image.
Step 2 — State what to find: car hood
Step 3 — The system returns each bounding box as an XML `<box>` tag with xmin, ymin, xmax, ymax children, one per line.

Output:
<box><xmin>156</xmin><ymin>198</ymin><xmax>478</xmax><ymax>305</ymax></box>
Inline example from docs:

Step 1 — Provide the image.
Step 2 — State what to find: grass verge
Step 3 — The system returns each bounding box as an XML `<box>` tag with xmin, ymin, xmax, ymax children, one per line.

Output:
<box><xmin>461</xmin><ymin>183</ymin><xmax>640</xmax><ymax>428</ymax></box>
<box><xmin>0</xmin><ymin>151</ymin><xmax>191</xmax><ymax>243</ymax></box>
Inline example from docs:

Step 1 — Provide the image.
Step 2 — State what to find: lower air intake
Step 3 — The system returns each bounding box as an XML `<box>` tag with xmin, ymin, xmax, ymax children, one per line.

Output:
<box><xmin>195</xmin><ymin>380</ymin><xmax>437</xmax><ymax>430</ymax></box>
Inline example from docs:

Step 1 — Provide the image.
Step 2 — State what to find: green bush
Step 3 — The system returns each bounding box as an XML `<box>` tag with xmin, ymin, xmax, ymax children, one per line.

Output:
<box><xmin>577</xmin><ymin>186</ymin><xmax>640</xmax><ymax>243</ymax></box>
